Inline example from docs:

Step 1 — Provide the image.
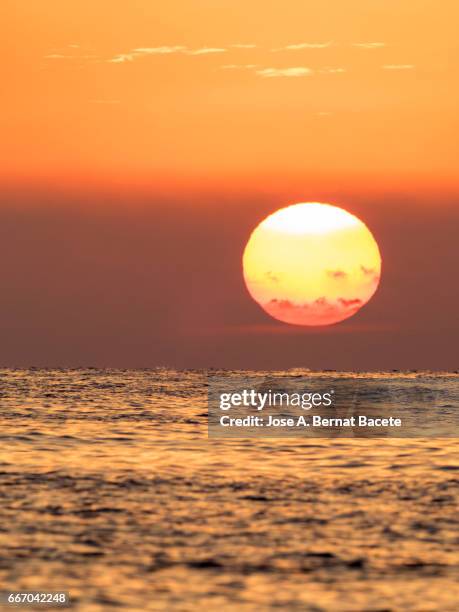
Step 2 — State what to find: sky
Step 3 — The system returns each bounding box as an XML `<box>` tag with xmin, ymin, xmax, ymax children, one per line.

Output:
<box><xmin>1</xmin><ymin>1</ymin><xmax>458</xmax><ymax>368</ymax></box>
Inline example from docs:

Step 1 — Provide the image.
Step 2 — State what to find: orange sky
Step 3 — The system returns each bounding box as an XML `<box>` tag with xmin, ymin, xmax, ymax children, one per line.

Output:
<box><xmin>1</xmin><ymin>1</ymin><xmax>458</xmax><ymax>369</ymax></box>
<box><xmin>2</xmin><ymin>0</ymin><xmax>459</xmax><ymax>194</ymax></box>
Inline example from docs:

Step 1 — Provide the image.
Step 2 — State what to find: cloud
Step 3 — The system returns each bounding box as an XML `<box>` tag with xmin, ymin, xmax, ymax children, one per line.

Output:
<box><xmin>44</xmin><ymin>50</ymin><xmax>98</xmax><ymax>62</ymax></box>
<box><xmin>107</xmin><ymin>46</ymin><xmax>227</xmax><ymax>63</ymax></box>
<box><xmin>338</xmin><ymin>298</ymin><xmax>362</xmax><ymax>307</ymax></box>
<box><xmin>221</xmin><ymin>63</ymin><xmax>258</xmax><ymax>69</ymax></box>
<box><xmin>269</xmin><ymin>299</ymin><xmax>294</xmax><ymax>309</ymax></box>
<box><xmin>186</xmin><ymin>47</ymin><xmax>227</xmax><ymax>55</ymax></box>
<box><xmin>107</xmin><ymin>53</ymin><xmax>137</xmax><ymax>63</ymax></box>
<box><xmin>266</xmin><ymin>271</ymin><xmax>280</xmax><ymax>283</ymax></box>
<box><xmin>327</xmin><ymin>270</ymin><xmax>347</xmax><ymax>279</ymax></box>
<box><xmin>223</xmin><ymin>64</ymin><xmax>314</xmax><ymax>78</ymax></box>
<box><xmin>360</xmin><ymin>265</ymin><xmax>380</xmax><ymax>286</ymax></box>
<box><xmin>264</xmin><ymin>296</ymin><xmax>363</xmax><ymax>325</ymax></box>
<box><xmin>319</xmin><ymin>67</ymin><xmax>346</xmax><ymax>74</ymax></box>
<box><xmin>44</xmin><ymin>54</ymin><xmax>73</xmax><ymax>59</ymax></box>
<box><xmin>274</xmin><ymin>42</ymin><xmax>333</xmax><ymax>51</ymax></box>
<box><xmin>132</xmin><ymin>46</ymin><xmax>186</xmax><ymax>55</ymax></box>
<box><xmin>256</xmin><ymin>66</ymin><xmax>313</xmax><ymax>78</ymax></box>
<box><xmin>353</xmin><ymin>42</ymin><xmax>386</xmax><ymax>49</ymax></box>
<box><xmin>382</xmin><ymin>64</ymin><xmax>415</xmax><ymax>70</ymax></box>
<box><xmin>108</xmin><ymin>47</ymin><xmax>187</xmax><ymax>63</ymax></box>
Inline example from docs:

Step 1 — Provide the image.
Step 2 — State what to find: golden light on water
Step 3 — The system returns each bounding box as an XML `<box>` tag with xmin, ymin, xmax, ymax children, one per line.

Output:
<box><xmin>243</xmin><ymin>202</ymin><xmax>382</xmax><ymax>326</ymax></box>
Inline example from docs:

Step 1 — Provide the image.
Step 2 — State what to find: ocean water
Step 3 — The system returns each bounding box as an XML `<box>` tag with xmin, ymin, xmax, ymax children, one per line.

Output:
<box><xmin>0</xmin><ymin>369</ymin><xmax>457</xmax><ymax>611</ymax></box>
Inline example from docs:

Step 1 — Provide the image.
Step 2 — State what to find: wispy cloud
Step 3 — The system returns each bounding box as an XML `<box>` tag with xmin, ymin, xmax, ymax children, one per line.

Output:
<box><xmin>107</xmin><ymin>46</ymin><xmax>227</xmax><ymax>63</ymax></box>
<box><xmin>327</xmin><ymin>269</ymin><xmax>347</xmax><ymax>279</ymax></box>
<box><xmin>186</xmin><ymin>47</ymin><xmax>227</xmax><ymax>55</ymax></box>
<box><xmin>108</xmin><ymin>47</ymin><xmax>186</xmax><ymax>62</ymax></box>
<box><xmin>353</xmin><ymin>42</ymin><xmax>386</xmax><ymax>49</ymax></box>
<box><xmin>107</xmin><ymin>53</ymin><xmax>137</xmax><ymax>63</ymax></box>
<box><xmin>44</xmin><ymin>54</ymin><xmax>73</xmax><ymax>59</ymax></box>
<box><xmin>132</xmin><ymin>46</ymin><xmax>186</xmax><ymax>55</ymax></box>
<box><xmin>382</xmin><ymin>64</ymin><xmax>415</xmax><ymax>70</ymax></box>
<box><xmin>222</xmin><ymin>64</ymin><xmax>338</xmax><ymax>78</ymax></box>
<box><xmin>319</xmin><ymin>67</ymin><xmax>346</xmax><ymax>74</ymax></box>
<box><xmin>44</xmin><ymin>53</ymin><xmax>98</xmax><ymax>61</ymax></box>
<box><xmin>274</xmin><ymin>42</ymin><xmax>333</xmax><ymax>51</ymax></box>
<box><xmin>221</xmin><ymin>64</ymin><xmax>258</xmax><ymax>70</ymax></box>
<box><xmin>256</xmin><ymin>67</ymin><xmax>313</xmax><ymax>78</ymax></box>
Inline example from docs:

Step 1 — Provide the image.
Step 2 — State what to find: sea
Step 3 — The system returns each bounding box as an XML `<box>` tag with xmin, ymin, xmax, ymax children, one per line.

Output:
<box><xmin>0</xmin><ymin>369</ymin><xmax>457</xmax><ymax>611</ymax></box>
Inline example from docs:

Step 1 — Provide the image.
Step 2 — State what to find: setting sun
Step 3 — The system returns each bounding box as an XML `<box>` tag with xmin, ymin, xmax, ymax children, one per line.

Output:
<box><xmin>243</xmin><ymin>203</ymin><xmax>381</xmax><ymax>326</ymax></box>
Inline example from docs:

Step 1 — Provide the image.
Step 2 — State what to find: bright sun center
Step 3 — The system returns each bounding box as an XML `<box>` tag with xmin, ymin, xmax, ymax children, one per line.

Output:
<box><xmin>242</xmin><ymin>202</ymin><xmax>382</xmax><ymax>326</ymax></box>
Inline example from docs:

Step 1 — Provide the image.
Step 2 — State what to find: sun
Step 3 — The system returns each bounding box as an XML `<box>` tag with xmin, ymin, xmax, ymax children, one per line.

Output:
<box><xmin>242</xmin><ymin>202</ymin><xmax>382</xmax><ymax>326</ymax></box>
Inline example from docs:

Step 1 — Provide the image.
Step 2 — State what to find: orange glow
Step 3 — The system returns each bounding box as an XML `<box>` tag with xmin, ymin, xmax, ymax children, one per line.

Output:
<box><xmin>1</xmin><ymin>1</ymin><xmax>458</xmax><ymax>193</ymax></box>
<box><xmin>243</xmin><ymin>203</ymin><xmax>381</xmax><ymax>326</ymax></box>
